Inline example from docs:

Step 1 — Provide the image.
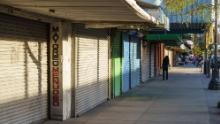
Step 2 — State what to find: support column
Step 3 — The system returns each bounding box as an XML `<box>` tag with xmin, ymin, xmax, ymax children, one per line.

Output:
<box><xmin>209</xmin><ymin>0</ymin><xmax>220</xmax><ymax>90</ymax></box>
<box><xmin>50</xmin><ymin>21</ymin><xmax>72</xmax><ymax>120</ymax></box>
<box><xmin>204</xmin><ymin>32</ymin><xmax>207</xmax><ymax>75</ymax></box>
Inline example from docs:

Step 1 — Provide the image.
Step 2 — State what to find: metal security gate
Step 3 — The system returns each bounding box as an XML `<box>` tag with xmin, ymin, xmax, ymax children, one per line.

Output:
<box><xmin>141</xmin><ymin>41</ymin><xmax>150</xmax><ymax>82</ymax></box>
<box><xmin>155</xmin><ymin>43</ymin><xmax>160</xmax><ymax>76</ymax></box>
<box><xmin>112</xmin><ymin>31</ymin><xmax>122</xmax><ymax>97</ymax></box>
<box><xmin>150</xmin><ymin>44</ymin><xmax>155</xmax><ymax>78</ymax></box>
<box><xmin>122</xmin><ymin>32</ymin><xmax>130</xmax><ymax>93</ymax></box>
<box><xmin>130</xmin><ymin>34</ymin><xmax>141</xmax><ymax>88</ymax></box>
<box><xmin>0</xmin><ymin>13</ymin><xmax>49</xmax><ymax>124</ymax></box>
<box><xmin>74</xmin><ymin>25</ymin><xmax>109</xmax><ymax>116</ymax></box>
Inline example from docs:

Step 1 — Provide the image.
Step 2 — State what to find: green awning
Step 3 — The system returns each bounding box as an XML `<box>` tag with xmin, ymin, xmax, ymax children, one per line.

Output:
<box><xmin>144</xmin><ymin>34</ymin><xmax>182</xmax><ymax>42</ymax></box>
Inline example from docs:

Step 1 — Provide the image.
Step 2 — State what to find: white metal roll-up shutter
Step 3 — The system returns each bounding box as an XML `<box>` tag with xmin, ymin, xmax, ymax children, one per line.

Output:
<box><xmin>98</xmin><ymin>39</ymin><xmax>109</xmax><ymax>99</ymax></box>
<box><xmin>150</xmin><ymin>44</ymin><xmax>155</xmax><ymax>78</ymax></box>
<box><xmin>141</xmin><ymin>42</ymin><xmax>150</xmax><ymax>82</ymax></box>
<box><xmin>0</xmin><ymin>13</ymin><xmax>49</xmax><ymax>124</ymax></box>
<box><xmin>147</xmin><ymin>44</ymin><xmax>151</xmax><ymax>79</ymax></box>
<box><xmin>75</xmin><ymin>25</ymin><xmax>109</xmax><ymax>116</ymax></box>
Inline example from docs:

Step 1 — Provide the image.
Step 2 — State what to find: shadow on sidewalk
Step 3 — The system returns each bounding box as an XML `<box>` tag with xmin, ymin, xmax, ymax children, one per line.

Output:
<box><xmin>201</xmin><ymin>74</ymin><xmax>220</xmax><ymax>124</ymax></box>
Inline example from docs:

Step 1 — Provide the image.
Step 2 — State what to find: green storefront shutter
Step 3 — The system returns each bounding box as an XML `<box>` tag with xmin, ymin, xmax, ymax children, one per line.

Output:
<box><xmin>112</xmin><ymin>31</ymin><xmax>122</xmax><ymax>97</ymax></box>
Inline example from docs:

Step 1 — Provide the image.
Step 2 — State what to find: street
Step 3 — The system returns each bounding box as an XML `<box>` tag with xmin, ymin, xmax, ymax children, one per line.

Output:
<box><xmin>45</xmin><ymin>65</ymin><xmax>220</xmax><ymax>124</ymax></box>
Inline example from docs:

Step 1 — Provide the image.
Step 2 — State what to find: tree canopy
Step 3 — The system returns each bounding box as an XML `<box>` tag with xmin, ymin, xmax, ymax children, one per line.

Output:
<box><xmin>163</xmin><ymin>0</ymin><xmax>196</xmax><ymax>13</ymax></box>
<box><xmin>163</xmin><ymin>0</ymin><xmax>213</xmax><ymax>18</ymax></box>
<box><xmin>163</xmin><ymin>0</ymin><xmax>214</xmax><ymax>29</ymax></box>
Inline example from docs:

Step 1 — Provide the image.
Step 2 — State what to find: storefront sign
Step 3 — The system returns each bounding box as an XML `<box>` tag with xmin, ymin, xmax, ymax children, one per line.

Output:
<box><xmin>50</xmin><ymin>23</ymin><xmax>62</xmax><ymax>119</ymax></box>
<box><xmin>51</xmin><ymin>26</ymin><xmax>60</xmax><ymax>106</ymax></box>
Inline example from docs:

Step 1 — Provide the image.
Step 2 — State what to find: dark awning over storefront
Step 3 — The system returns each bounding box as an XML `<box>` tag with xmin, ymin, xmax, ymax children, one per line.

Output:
<box><xmin>144</xmin><ymin>34</ymin><xmax>183</xmax><ymax>46</ymax></box>
<box><xmin>144</xmin><ymin>34</ymin><xmax>182</xmax><ymax>41</ymax></box>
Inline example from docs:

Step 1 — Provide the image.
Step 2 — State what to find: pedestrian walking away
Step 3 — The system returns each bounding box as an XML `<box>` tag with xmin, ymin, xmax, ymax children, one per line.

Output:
<box><xmin>162</xmin><ymin>56</ymin><xmax>169</xmax><ymax>80</ymax></box>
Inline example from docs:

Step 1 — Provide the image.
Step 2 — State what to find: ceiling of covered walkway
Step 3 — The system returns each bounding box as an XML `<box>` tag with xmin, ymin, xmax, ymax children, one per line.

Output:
<box><xmin>0</xmin><ymin>0</ymin><xmax>160</xmax><ymax>27</ymax></box>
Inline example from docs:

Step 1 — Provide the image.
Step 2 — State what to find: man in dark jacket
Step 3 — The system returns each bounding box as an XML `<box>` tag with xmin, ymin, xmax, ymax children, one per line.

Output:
<box><xmin>162</xmin><ymin>56</ymin><xmax>169</xmax><ymax>80</ymax></box>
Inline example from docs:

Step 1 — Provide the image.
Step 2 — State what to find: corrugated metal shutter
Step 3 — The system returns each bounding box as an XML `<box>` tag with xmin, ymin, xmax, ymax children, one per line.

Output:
<box><xmin>141</xmin><ymin>42</ymin><xmax>150</xmax><ymax>82</ymax></box>
<box><xmin>122</xmin><ymin>32</ymin><xmax>130</xmax><ymax>93</ymax></box>
<box><xmin>0</xmin><ymin>13</ymin><xmax>49</xmax><ymax>124</ymax></box>
<box><xmin>136</xmin><ymin>38</ymin><xmax>141</xmax><ymax>85</ymax></box>
<box><xmin>155</xmin><ymin>44</ymin><xmax>160</xmax><ymax>76</ymax></box>
<box><xmin>74</xmin><ymin>25</ymin><xmax>109</xmax><ymax>116</ymax></box>
<box><xmin>112</xmin><ymin>31</ymin><xmax>122</xmax><ymax>97</ymax></box>
<box><xmin>150</xmin><ymin>44</ymin><xmax>155</xmax><ymax>78</ymax></box>
<box><xmin>98</xmin><ymin>38</ymin><xmax>109</xmax><ymax>100</ymax></box>
<box><xmin>147</xmin><ymin>44</ymin><xmax>151</xmax><ymax>78</ymax></box>
<box><xmin>130</xmin><ymin>35</ymin><xmax>141</xmax><ymax>88</ymax></box>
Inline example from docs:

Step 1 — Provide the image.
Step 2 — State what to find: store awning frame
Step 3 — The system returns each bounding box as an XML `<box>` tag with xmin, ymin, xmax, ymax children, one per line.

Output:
<box><xmin>0</xmin><ymin>0</ymin><xmax>161</xmax><ymax>27</ymax></box>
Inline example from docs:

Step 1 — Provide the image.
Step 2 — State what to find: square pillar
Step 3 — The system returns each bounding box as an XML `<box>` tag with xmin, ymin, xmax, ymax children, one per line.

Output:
<box><xmin>50</xmin><ymin>21</ymin><xmax>72</xmax><ymax>120</ymax></box>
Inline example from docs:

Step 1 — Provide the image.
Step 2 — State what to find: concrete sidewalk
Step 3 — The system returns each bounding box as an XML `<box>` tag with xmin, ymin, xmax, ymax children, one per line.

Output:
<box><xmin>44</xmin><ymin>66</ymin><xmax>220</xmax><ymax>124</ymax></box>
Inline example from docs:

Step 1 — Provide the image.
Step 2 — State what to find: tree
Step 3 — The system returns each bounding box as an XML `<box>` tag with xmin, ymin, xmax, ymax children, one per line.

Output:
<box><xmin>163</xmin><ymin>0</ymin><xmax>213</xmax><ymax>23</ymax></box>
<box><xmin>163</xmin><ymin>0</ymin><xmax>196</xmax><ymax>13</ymax></box>
<box><xmin>192</xmin><ymin>46</ymin><xmax>203</xmax><ymax>56</ymax></box>
<box><xmin>163</xmin><ymin>0</ymin><xmax>220</xmax><ymax>89</ymax></box>
<box><xmin>192</xmin><ymin>34</ymin><xmax>206</xmax><ymax>56</ymax></box>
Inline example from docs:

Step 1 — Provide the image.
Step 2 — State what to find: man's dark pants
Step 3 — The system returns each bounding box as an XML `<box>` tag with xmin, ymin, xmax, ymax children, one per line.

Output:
<box><xmin>163</xmin><ymin>68</ymin><xmax>168</xmax><ymax>80</ymax></box>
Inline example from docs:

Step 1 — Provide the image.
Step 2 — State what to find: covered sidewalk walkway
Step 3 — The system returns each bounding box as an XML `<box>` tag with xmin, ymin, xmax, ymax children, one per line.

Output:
<box><xmin>45</xmin><ymin>66</ymin><xmax>220</xmax><ymax>124</ymax></box>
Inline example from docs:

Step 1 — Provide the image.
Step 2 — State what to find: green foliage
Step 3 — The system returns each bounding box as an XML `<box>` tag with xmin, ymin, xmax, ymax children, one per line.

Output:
<box><xmin>192</xmin><ymin>45</ymin><xmax>204</xmax><ymax>56</ymax></box>
<box><xmin>164</xmin><ymin>0</ymin><xmax>213</xmax><ymax>22</ymax></box>
<box><xmin>192</xmin><ymin>34</ymin><xmax>206</xmax><ymax>56</ymax></box>
<box><xmin>163</xmin><ymin>0</ymin><xmax>214</xmax><ymax>56</ymax></box>
<box><xmin>164</xmin><ymin>0</ymin><xmax>196</xmax><ymax>13</ymax></box>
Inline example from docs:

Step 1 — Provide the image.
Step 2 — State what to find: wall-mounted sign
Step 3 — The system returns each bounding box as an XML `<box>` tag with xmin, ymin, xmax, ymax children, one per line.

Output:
<box><xmin>50</xmin><ymin>22</ymin><xmax>62</xmax><ymax>119</ymax></box>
